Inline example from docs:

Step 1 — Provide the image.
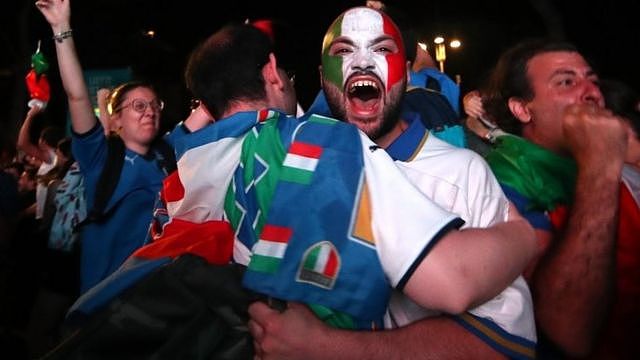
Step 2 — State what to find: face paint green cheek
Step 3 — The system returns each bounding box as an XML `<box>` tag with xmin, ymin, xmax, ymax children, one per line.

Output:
<box><xmin>322</xmin><ymin>16</ymin><xmax>345</xmax><ymax>90</ymax></box>
<box><xmin>322</xmin><ymin>54</ymin><xmax>344</xmax><ymax>89</ymax></box>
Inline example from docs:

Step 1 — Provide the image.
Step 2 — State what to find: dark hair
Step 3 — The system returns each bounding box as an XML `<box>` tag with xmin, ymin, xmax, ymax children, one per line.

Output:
<box><xmin>383</xmin><ymin>6</ymin><xmax>416</xmax><ymax>64</ymax></box>
<box><xmin>40</xmin><ymin>137</ymin><xmax>74</xmax><ymax>184</ymax></box>
<box><xmin>185</xmin><ymin>23</ymin><xmax>270</xmax><ymax>119</ymax></box>
<box><xmin>39</xmin><ymin>125</ymin><xmax>65</xmax><ymax>148</ymax></box>
<box><xmin>23</xmin><ymin>167</ymin><xmax>37</xmax><ymax>182</ymax></box>
<box><xmin>601</xmin><ymin>78</ymin><xmax>640</xmax><ymax>136</ymax></box>
<box><xmin>482</xmin><ymin>39</ymin><xmax>581</xmax><ymax>135</ymax></box>
<box><xmin>107</xmin><ymin>81</ymin><xmax>157</xmax><ymax>116</ymax></box>
<box><xmin>184</xmin><ymin>20</ymin><xmax>295</xmax><ymax>119</ymax></box>
<box><xmin>56</xmin><ymin>137</ymin><xmax>73</xmax><ymax>161</ymax></box>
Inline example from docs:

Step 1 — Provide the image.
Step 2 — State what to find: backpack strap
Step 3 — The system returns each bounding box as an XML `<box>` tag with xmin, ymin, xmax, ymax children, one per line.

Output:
<box><xmin>84</xmin><ymin>135</ymin><xmax>176</xmax><ymax>224</ymax></box>
<box><xmin>86</xmin><ymin>134</ymin><xmax>125</xmax><ymax>222</ymax></box>
<box><xmin>151</xmin><ymin>137</ymin><xmax>177</xmax><ymax>175</ymax></box>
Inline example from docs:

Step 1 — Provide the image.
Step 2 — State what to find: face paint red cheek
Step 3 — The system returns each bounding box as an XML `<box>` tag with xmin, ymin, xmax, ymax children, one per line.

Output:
<box><xmin>381</xmin><ymin>16</ymin><xmax>405</xmax><ymax>92</ymax></box>
<box><xmin>386</xmin><ymin>53</ymin><xmax>405</xmax><ymax>91</ymax></box>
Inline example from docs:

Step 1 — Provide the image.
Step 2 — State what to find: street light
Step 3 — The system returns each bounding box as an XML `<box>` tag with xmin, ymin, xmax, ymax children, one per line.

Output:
<box><xmin>432</xmin><ymin>36</ymin><xmax>461</xmax><ymax>73</ymax></box>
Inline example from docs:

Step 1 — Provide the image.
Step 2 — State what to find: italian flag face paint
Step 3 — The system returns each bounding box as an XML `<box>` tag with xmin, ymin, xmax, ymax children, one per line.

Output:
<box><xmin>321</xmin><ymin>7</ymin><xmax>406</xmax><ymax>92</ymax></box>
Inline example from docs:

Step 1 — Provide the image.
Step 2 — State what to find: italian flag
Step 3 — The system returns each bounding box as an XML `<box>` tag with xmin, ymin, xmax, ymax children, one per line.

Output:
<box><xmin>280</xmin><ymin>141</ymin><xmax>323</xmax><ymax>184</ymax></box>
<box><xmin>321</xmin><ymin>7</ymin><xmax>405</xmax><ymax>92</ymax></box>
<box><xmin>249</xmin><ymin>224</ymin><xmax>293</xmax><ymax>273</ymax></box>
<box><xmin>302</xmin><ymin>242</ymin><xmax>339</xmax><ymax>278</ymax></box>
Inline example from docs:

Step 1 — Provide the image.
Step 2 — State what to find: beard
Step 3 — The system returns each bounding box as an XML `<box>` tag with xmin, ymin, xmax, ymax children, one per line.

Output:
<box><xmin>323</xmin><ymin>79</ymin><xmax>406</xmax><ymax>141</ymax></box>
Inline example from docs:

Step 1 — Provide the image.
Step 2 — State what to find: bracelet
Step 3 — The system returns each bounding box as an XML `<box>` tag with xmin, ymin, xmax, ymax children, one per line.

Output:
<box><xmin>52</xmin><ymin>30</ymin><xmax>73</xmax><ymax>43</ymax></box>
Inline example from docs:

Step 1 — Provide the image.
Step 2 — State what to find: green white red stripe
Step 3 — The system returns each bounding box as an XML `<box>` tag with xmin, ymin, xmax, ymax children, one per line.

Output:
<box><xmin>249</xmin><ymin>224</ymin><xmax>293</xmax><ymax>273</ymax></box>
<box><xmin>303</xmin><ymin>242</ymin><xmax>339</xmax><ymax>277</ymax></box>
<box><xmin>281</xmin><ymin>142</ymin><xmax>323</xmax><ymax>184</ymax></box>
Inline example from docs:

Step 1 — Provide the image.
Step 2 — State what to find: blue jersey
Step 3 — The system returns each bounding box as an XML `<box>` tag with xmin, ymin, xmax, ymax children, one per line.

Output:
<box><xmin>72</xmin><ymin>123</ymin><xmax>186</xmax><ymax>293</ymax></box>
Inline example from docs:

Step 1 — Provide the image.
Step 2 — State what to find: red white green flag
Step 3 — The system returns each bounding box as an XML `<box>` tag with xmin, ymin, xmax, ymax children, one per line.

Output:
<box><xmin>249</xmin><ymin>224</ymin><xmax>293</xmax><ymax>273</ymax></box>
<box><xmin>280</xmin><ymin>141</ymin><xmax>323</xmax><ymax>184</ymax></box>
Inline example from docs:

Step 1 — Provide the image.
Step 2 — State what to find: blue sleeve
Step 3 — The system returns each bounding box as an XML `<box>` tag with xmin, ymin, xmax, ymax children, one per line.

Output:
<box><xmin>163</xmin><ymin>122</ymin><xmax>191</xmax><ymax>147</ymax></box>
<box><xmin>501</xmin><ymin>185</ymin><xmax>552</xmax><ymax>231</ymax></box>
<box><xmin>71</xmin><ymin>123</ymin><xmax>107</xmax><ymax>205</ymax></box>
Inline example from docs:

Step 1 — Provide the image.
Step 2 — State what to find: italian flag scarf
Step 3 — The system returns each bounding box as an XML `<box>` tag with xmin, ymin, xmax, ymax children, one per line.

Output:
<box><xmin>485</xmin><ymin>134</ymin><xmax>577</xmax><ymax>211</ymax></box>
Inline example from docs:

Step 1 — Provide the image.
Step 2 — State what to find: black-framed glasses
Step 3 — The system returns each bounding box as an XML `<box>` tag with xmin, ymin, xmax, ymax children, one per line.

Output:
<box><xmin>118</xmin><ymin>98</ymin><xmax>164</xmax><ymax>114</ymax></box>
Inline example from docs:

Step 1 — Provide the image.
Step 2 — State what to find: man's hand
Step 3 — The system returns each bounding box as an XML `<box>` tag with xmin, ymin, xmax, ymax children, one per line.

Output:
<box><xmin>248</xmin><ymin>301</ymin><xmax>328</xmax><ymax>360</ymax></box>
<box><xmin>562</xmin><ymin>103</ymin><xmax>627</xmax><ymax>175</ymax></box>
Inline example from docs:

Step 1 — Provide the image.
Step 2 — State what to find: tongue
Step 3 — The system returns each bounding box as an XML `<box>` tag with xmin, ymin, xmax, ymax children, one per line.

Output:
<box><xmin>351</xmin><ymin>97</ymin><xmax>378</xmax><ymax>112</ymax></box>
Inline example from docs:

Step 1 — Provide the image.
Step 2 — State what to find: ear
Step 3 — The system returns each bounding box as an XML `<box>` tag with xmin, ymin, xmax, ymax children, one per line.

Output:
<box><xmin>110</xmin><ymin>113</ymin><xmax>123</xmax><ymax>131</ymax></box>
<box><xmin>262</xmin><ymin>53</ymin><xmax>286</xmax><ymax>89</ymax></box>
<box><xmin>508</xmin><ymin>97</ymin><xmax>533</xmax><ymax>124</ymax></box>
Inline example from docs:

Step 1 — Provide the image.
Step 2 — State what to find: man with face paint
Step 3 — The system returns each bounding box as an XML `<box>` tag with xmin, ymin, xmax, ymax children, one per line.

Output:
<box><xmin>248</xmin><ymin>6</ymin><xmax>537</xmax><ymax>359</ymax></box>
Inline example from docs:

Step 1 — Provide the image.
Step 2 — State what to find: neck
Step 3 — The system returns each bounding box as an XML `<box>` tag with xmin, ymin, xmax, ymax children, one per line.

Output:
<box><xmin>522</xmin><ymin>127</ymin><xmax>569</xmax><ymax>158</ymax></box>
<box><xmin>376</xmin><ymin>119</ymin><xmax>408</xmax><ymax>149</ymax></box>
<box><xmin>221</xmin><ymin>100</ymin><xmax>270</xmax><ymax>119</ymax></box>
<box><xmin>122</xmin><ymin>140</ymin><xmax>150</xmax><ymax>155</ymax></box>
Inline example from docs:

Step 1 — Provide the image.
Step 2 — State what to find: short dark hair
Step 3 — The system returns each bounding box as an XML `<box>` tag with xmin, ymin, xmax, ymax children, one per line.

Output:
<box><xmin>378</xmin><ymin>5</ymin><xmax>415</xmax><ymax>64</ymax></box>
<box><xmin>185</xmin><ymin>22</ymin><xmax>279</xmax><ymax>119</ymax></box>
<box><xmin>39</xmin><ymin>125</ymin><xmax>65</xmax><ymax>148</ymax></box>
<box><xmin>482</xmin><ymin>39</ymin><xmax>581</xmax><ymax>135</ymax></box>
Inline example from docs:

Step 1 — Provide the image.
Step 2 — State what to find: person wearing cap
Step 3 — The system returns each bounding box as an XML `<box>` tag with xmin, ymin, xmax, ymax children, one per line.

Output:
<box><xmin>247</xmin><ymin>6</ymin><xmax>537</xmax><ymax>359</ymax></box>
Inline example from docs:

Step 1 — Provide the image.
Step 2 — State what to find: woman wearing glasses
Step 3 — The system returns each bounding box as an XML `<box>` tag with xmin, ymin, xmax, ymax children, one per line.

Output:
<box><xmin>36</xmin><ymin>0</ymin><xmax>187</xmax><ymax>293</ymax></box>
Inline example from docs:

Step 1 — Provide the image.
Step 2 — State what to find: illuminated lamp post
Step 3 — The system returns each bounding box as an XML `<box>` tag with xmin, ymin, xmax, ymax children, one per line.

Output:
<box><xmin>433</xmin><ymin>36</ymin><xmax>461</xmax><ymax>73</ymax></box>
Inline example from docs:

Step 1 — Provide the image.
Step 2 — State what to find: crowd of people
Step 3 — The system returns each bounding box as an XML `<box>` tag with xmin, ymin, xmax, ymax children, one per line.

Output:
<box><xmin>0</xmin><ymin>0</ymin><xmax>637</xmax><ymax>359</ymax></box>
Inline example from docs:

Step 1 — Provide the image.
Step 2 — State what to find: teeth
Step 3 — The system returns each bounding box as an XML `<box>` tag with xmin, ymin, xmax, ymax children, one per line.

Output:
<box><xmin>349</xmin><ymin>80</ymin><xmax>378</xmax><ymax>92</ymax></box>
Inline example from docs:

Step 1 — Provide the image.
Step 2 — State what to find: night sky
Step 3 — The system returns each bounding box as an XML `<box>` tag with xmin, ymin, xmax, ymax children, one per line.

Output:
<box><xmin>2</xmin><ymin>0</ymin><xmax>639</xmax><ymax>139</ymax></box>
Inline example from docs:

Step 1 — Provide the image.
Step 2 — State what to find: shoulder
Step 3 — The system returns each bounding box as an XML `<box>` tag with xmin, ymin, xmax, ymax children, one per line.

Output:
<box><xmin>420</xmin><ymin>136</ymin><xmax>489</xmax><ymax>168</ymax></box>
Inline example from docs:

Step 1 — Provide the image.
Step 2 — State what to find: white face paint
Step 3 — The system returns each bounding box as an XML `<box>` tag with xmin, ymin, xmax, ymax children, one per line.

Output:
<box><xmin>336</xmin><ymin>8</ymin><xmax>390</xmax><ymax>89</ymax></box>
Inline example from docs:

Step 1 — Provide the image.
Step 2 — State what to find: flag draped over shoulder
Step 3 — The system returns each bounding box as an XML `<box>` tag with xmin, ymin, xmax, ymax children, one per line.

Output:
<box><xmin>152</xmin><ymin>109</ymin><xmax>461</xmax><ymax>330</ymax></box>
<box><xmin>485</xmin><ymin>134</ymin><xmax>577</xmax><ymax>211</ymax></box>
<box><xmin>238</xmin><ymin>114</ymin><xmax>391</xmax><ymax>329</ymax></box>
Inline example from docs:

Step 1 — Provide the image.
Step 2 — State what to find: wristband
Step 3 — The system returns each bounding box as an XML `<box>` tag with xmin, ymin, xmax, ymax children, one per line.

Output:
<box><xmin>52</xmin><ymin>30</ymin><xmax>73</xmax><ymax>43</ymax></box>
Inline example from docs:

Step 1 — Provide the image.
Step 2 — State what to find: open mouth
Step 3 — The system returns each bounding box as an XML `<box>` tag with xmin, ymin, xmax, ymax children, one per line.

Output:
<box><xmin>346</xmin><ymin>77</ymin><xmax>382</xmax><ymax>117</ymax></box>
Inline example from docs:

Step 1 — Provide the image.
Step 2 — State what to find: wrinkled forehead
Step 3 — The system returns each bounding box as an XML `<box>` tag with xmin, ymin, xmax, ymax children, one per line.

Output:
<box><xmin>322</xmin><ymin>7</ymin><xmax>403</xmax><ymax>53</ymax></box>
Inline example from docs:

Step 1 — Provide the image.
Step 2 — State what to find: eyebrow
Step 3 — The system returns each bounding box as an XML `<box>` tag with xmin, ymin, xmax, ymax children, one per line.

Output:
<box><xmin>548</xmin><ymin>68</ymin><xmax>598</xmax><ymax>80</ymax></box>
<box><xmin>370</xmin><ymin>34</ymin><xmax>395</xmax><ymax>46</ymax></box>
<box><xmin>330</xmin><ymin>34</ymin><xmax>396</xmax><ymax>49</ymax></box>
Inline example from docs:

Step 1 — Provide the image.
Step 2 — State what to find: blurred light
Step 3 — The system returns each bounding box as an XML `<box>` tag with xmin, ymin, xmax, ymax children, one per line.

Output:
<box><xmin>418</xmin><ymin>42</ymin><xmax>428</xmax><ymax>51</ymax></box>
<box><xmin>432</xmin><ymin>36</ymin><xmax>461</xmax><ymax>73</ymax></box>
<box><xmin>145</xmin><ymin>30</ymin><xmax>155</xmax><ymax>38</ymax></box>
